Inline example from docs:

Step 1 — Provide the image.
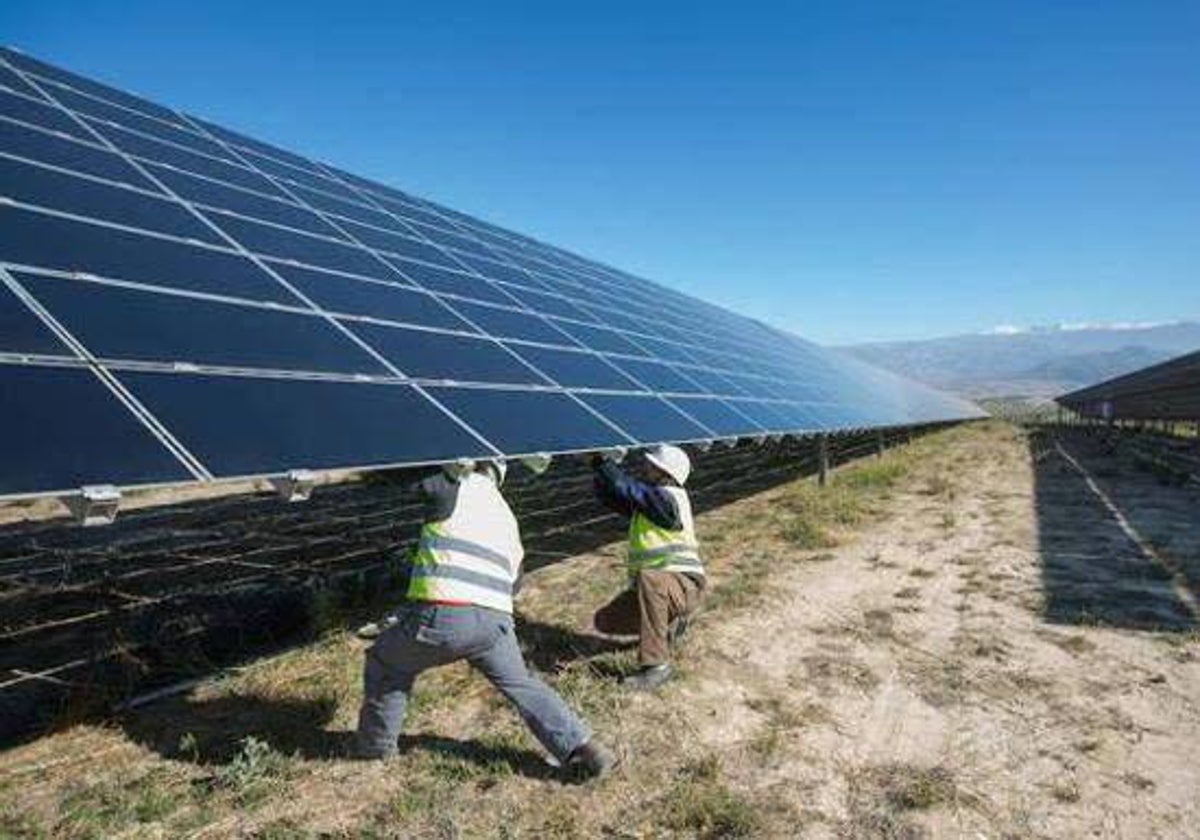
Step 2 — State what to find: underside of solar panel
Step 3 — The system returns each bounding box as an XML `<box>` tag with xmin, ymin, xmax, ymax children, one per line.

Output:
<box><xmin>0</xmin><ymin>47</ymin><xmax>984</xmax><ymax>503</ymax></box>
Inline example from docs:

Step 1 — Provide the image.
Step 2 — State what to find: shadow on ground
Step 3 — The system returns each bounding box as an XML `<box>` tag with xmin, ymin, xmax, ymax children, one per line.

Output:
<box><xmin>1</xmin><ymin>426</ymin><xmax>939</xmax><ymax>745</ymax></box>
<box><xmin>1031</xmin><ymin>427</ymin><xmax>1200</xmax><ymax>631</ymax></box>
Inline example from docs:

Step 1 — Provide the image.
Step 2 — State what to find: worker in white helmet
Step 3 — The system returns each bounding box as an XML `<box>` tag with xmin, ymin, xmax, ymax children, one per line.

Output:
<box><xmin>590</xmin><ymin>445</ymin><xmax>706</xmax><ymax>691</ymax></box>
<box><xmin>355</xmin><ymin>459</ymin><xmax>614</xmax><ymax>780</ymax></box>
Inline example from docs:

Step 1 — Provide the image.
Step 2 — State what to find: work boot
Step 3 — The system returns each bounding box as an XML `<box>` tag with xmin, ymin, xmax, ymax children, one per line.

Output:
<box><xmin>622</xmin><ymin>663</ymin><xmax>674</xmax><ymax>691</ymax></box>
<box><xmin>565</xmin><ymin>739</ymin><xmax>616</xmax><ymax>781</ymax></box>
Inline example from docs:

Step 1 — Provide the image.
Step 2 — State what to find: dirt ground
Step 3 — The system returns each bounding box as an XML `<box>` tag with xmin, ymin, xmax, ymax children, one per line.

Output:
<box><xmin>2</xmin><ymin>420</ymin><xmax>1198</xmax><ymax>839</ymax></box>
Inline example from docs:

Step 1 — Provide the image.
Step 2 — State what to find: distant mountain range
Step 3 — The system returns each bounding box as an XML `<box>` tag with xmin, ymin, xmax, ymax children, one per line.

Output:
<box><xmin>838</xmin><ymin>322</ymin><xmax>1200</xmax><ymax>398</ymax></box>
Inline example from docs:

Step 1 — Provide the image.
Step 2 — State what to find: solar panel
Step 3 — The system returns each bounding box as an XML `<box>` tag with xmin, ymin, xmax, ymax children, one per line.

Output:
<box><xmin>0</xmin><ymin>47</ymin><xmax>984</xmax><ymax>502</ymax></box>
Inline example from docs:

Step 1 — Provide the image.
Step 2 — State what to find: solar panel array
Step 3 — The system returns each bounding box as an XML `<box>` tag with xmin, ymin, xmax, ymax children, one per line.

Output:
<box><xmin>1057</xmin><ymin>349</ymin><xmax>1200</xmax><ymax>422</ymax></box>
<box><xmin>0</xmin><ymin>48</ymin><xmax>983</xmax><ymax>500</ymax></box>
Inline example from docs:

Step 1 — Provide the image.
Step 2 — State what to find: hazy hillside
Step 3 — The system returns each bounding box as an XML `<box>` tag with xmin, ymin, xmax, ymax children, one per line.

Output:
<box><xmin>839</xmin><ymin>322</ymin><xmax>1200</xmax><ymax>398</ymax></box>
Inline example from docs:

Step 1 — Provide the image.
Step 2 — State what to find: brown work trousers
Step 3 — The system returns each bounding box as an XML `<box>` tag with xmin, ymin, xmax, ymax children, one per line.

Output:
<box><xmin>593</xmin><ymin>569</ymin><xmax>706</xmax><ymax>666</ymax></box>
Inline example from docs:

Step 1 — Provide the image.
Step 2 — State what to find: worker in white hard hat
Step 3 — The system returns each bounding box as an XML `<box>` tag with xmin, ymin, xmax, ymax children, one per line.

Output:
<box><xmin>354</xmin><ymin>459</ymin><xmax>614</xmax><ymax>780</ymax></box>
<box><xmin>590</xmin><ymin>444</ymin><xmax>706</xmax><ymax>691</ymax></box>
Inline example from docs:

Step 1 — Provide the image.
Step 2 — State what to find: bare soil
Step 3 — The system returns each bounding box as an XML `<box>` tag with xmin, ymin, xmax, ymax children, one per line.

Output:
<box><xmin>2</xmin><ymin>421</ymin><xmax>1198</xmax><ymax>839</ymax></box>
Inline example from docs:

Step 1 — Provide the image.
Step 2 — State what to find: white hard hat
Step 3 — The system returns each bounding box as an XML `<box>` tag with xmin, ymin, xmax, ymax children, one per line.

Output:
<box><xmin>644</xmin><ymin>444</ymin><xmax>691</xmax><ymax>485</ymax></box>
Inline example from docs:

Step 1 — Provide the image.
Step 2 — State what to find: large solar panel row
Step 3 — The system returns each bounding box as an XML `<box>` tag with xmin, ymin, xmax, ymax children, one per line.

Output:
<box><xmin>1056</xmin><ymin>349</ymin><xmax>1200</xmax><ymax>422</ymax></box>
<box><xmin>0</xmin><ymin>47</ymin><xmax>983</xmax><ymax>499</ymax></box>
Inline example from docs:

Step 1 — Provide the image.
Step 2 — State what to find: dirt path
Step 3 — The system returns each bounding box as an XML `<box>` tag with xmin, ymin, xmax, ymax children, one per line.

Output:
<box><xmin>3</xmin><ymin>421</ymin><xmax>1198</xmax><ymax>839</ymax></box>
<box><xmin>683</xmin><ymin>423</ymin><xmax>1200</xmax><ymax>838</ymax></box>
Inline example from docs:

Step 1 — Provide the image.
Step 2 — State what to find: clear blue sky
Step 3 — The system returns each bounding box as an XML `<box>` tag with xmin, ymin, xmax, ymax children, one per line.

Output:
<box><xmin>4</xmin><ymin>1</ymin><xmax>1198</xmax><ymax>344</ymax></box>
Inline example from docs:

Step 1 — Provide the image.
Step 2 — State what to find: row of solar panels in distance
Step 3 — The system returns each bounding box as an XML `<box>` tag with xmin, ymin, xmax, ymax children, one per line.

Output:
<box><xmin>0</xmin><ymin>49</ymin><xmax>839</xmax><ymax>390</ymax></box>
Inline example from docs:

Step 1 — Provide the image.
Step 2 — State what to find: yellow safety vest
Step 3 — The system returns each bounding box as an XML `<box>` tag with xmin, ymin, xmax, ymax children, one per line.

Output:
<box><xmin>627</xmin><ymin>486</ymin><xmax>705</xmax><ymax>579</ymax></box>
<box><xmin>407</xmin><ymin>473</ymin><xmax>523</xmax><ymax>613</ymax></box>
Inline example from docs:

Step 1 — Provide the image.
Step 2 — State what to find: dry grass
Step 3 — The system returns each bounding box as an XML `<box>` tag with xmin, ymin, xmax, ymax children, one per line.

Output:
<box><xmin>12</xmin><ymin>421</ymin><xmax>1195</xmax><ymax>839</ymax></box>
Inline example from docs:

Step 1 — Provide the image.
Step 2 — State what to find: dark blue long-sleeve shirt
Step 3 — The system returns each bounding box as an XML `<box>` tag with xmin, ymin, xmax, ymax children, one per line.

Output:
<box><xmin>592</xmin><ymin>460</ymin><xmax>682</xmax><ymax>530</ymax></box>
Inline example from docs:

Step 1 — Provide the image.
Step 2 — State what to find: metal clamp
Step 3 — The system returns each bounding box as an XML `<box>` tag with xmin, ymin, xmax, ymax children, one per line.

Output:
<box><xmin>520</xmin><ymin>453</ymin><xmax>554</xmax><ymax>475</ymax></box>
<box><xmin>270</xmin><ymin>469</ymin><xmax>317</xmax><ymax>503</ymax></box>
<box><xmin>64</xmin><ymin>485</ymin><xmax>122</xmax><ymax>527</ymax></box>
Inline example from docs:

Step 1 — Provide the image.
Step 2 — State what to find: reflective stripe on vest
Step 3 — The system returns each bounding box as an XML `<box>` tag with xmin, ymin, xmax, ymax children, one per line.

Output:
<box><xmin>407</xmin><ymin>474</ymin><xmax>523</xmax><ymax>613</ymax></box>
<box><xmin>627</xmin><ymin>486</ymin><xmax>705</xmax><ymax>579</ymax></box>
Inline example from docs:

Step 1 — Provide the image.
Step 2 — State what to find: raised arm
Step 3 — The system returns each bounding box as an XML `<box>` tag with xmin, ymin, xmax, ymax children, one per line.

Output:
<box><xmin>592</xmin><ymin>458</ymin><xmax>682</xmax><ymax>530</ymax></box>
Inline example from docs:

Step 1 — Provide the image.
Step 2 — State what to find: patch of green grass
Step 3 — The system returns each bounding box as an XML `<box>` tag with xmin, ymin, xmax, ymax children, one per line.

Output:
<box><xmin>834</xmin><ymin>459</ymin><xmax>910</xmax><ymax>491</ymax></box>
<box><xmin>250</xmin><ymin>818</ymin><xmax>317</xmax><ymax>840</ymax></box>
<box><xmin>841</xmin><ymin>762</ymin><xmax>959</xmax><ymax>840</ymax></box>
<box><xmin>56</xmin><ymin>768</ymin><xmax>191</xmax><ymax>839</ymax></box>
<box><xmin>209</xmin><ymin>736</ymin><xmax>296</xmax><ymax>807</ymax></box>
<box><xmin>657</xmin><ymin>756</ymin><xmax>761</xmax><ymax>839</ymax></box>
<box><xmin>1</xmin><ymin>806</ymin><xmax>49</xmax><ymax>840</ymax></box>
<box><xmin>871</xmin><ymin>764</ymin><xmax>957</xmax><ymax>810</ymax></box>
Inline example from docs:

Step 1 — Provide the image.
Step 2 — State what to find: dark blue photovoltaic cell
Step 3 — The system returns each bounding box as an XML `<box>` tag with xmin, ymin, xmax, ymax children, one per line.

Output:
<box><xmin>47</xmin><ymin>84</ymin><xmax>233</xmax><ymax>161</ymax></box>
<box><xmin>287</xmin><ymin>182</ymin><xmax>407</xmax><ymax>232</ymax></box>
<box><xmin>633</xmin><ymin>335</ymin><xmax>701</xmax><ymax>365</ymax></box>
<box><xmin>405</xmin><ymin>220</ymin><xmax>494</xmax><ymax>256</ymax></box>
<box><xmin>576</xmin><ymin>394</ymin><xmax>712</xmax><ymax>442</ymax></box>
<box><xmin>0</xmin><ymin>283</ymin><xmax>68</xmax><ymax>355</ymax></box>
<box><xmin>667</xmin><ymin>397</ymin><xmax>765</xmax><ymax>436</ymax></box>
<box><xmin>239</xmin><ymin>148</ymin><xmax>363</xmax><ymax>202</ymax></box>
<box><xmin>19</xmin><ymin>273</ymin><xmax>388</xmax><ymax>375</ymax></box>
<box><xmin>0</xmin><ymin>119</ymin><xmax>161</xmax><ymax>191</ymax></box>
<box><xmin>452</xmin><ymin>252</ymin><xmax>547</xmax><ymax>291</ymax></box>
<box><xmin>87</xmin><ymin>119</ymin><xmax>288</xmax><ymax>198</ymax></box>
<box><xmin>506</xmin><ymin>344</ymin><xmax>642</xmax><ymax>390</ymax></box>
<box><xmin>145</xmin><ymin>163</ymin><xmax>344</xmax><ymax>239</ymax></box>
<box><xmin>1</xmin><ymin>88</ymin><xmax>98</xmax><ymax>143</ymax></box>
<box><xmin>341</xmin><ymin>219</ymin><xmax>463</xmax><ymax>269</ymax></box>
<box><xmin>0</xmin><ymin>206</ymin><xmax>299</xmax><ymax>304</ymax></box>
<box><xmin>201</xmin><ymin>211</ymin><xmax>405</xmax><ymax>283</ymax></box>
<box><xmin>3</xmin><ymin>49</ymin><xmax>185</xmax><ymax>126</ymax></box>
<box><xmin>0</xmin><ymin>363</ymin><xmax>190</xmax><ymax>494</ymax></box>
<box><xmin>386</xmin><ymin>257</ymin><xmax>518</xmax><ymax>306</ymax></box>
<box><xmin>272</xmin><ymin>263</ymin><xmax>475</xmax><ymax>332</ymax></box>
<box><xmin>0</xmin><ymin>156</ymin><xmax>224</xmax><ymax>245</ymax></box>
<box><xmin>188</xmin><ymin>115</ymin><xmax>327</xmax><ymax>174</ymax></box>
<box><xmin>606</xmin><ymin>357</ymin><xmax>705</xmax><ymax>394</ymax></box>
<box><xmin>0</xmin><ymin>64</ymin><xmax>43</xmax><ymax>98</ymax></box>
<box><xmin>725</xmin><ymin>400</ymin><xmax>792</xmax><ymax>432</ymax></box>
<box><xmin>769</xmin><ymin>402</ymin><xmax>823</xmax><ymax>431</ymax></box>
<box><xmin>348</xmin><ymin>322</ymin><xmax>547</xmax><ymax>385</ymax></box>
<box><xmin>552</xmin><ymin>320</ymin><xmax>649</xmax><ymax>356</ymax></box>
<box><xmin>427</xmin><ymin>387</ymin><xmax>632</xmax><ymax>453</ymax></box>
<box><xmin>450</xmin><ymin>300</ymin><xmax>577</xmax><ymax>346</ymax></box>
<box><xmin>724</xmin><ymin>374</ymin><xmax>780</xmax><ymax>400</ymax></box>
<box><xmin>673</xmin><ymin>367</ymin><xmax>749</xmax><ymax>398</ymax></box>
<box><xmin>120</xmin><ymin>372</ymin><xmax>493</xmax><ymax>476</ymax></box>
<box><xmin>498</xmin><ymin>286</ymin><xmax>594</xmax><ymax>321</ymax></box>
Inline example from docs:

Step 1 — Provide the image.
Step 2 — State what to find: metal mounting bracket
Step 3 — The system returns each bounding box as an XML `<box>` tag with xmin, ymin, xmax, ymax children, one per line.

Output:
<box><xmin>270</xmin><ymin>469</ymin><xmax>317</xmax><ymax>503</ymax></box>
<box><xmin>520</xmin><ymin>453</ymin><xmax>554</xmax><ymax>475</ymax></box>
<box><xmin>64</xmin><ymin>485</ymin><xmax>122</xmax><ymax>527</ymax></box>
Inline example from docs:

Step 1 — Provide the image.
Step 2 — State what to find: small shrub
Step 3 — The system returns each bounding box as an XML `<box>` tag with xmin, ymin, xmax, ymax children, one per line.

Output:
<box><xmin>658</xmin><ymin>756</ymin><xmax>761</xmax><ymax>839</ymax></box>
<box><xmin>210</xmin><ymin>736</ymin><xmax>294</xmax><ymax>806</ymax></box>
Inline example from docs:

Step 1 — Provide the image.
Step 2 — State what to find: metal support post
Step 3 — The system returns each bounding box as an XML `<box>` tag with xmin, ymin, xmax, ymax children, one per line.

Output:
<box><xmin>817</xmin><ymin>434</ymin><xmax>830</xmax><ymax>487</ymax></box>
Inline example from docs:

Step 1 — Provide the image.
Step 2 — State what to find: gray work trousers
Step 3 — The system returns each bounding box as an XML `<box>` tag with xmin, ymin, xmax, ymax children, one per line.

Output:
<box><xmin>355</xmin><ymin>603</ymin><xmax>591</xmax><ymax>762</ymax></box>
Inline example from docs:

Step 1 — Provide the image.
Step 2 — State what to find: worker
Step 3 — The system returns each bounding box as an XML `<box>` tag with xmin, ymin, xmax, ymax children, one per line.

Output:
<box><xmin>354</xmin><ymin>459</ymin><xmax>614</xmax><ymax>780</ymax></box>
<box><xmin>591</xmin><ymin>445</ymin><xmax>706</xmax><ymax>691</ymax></box>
